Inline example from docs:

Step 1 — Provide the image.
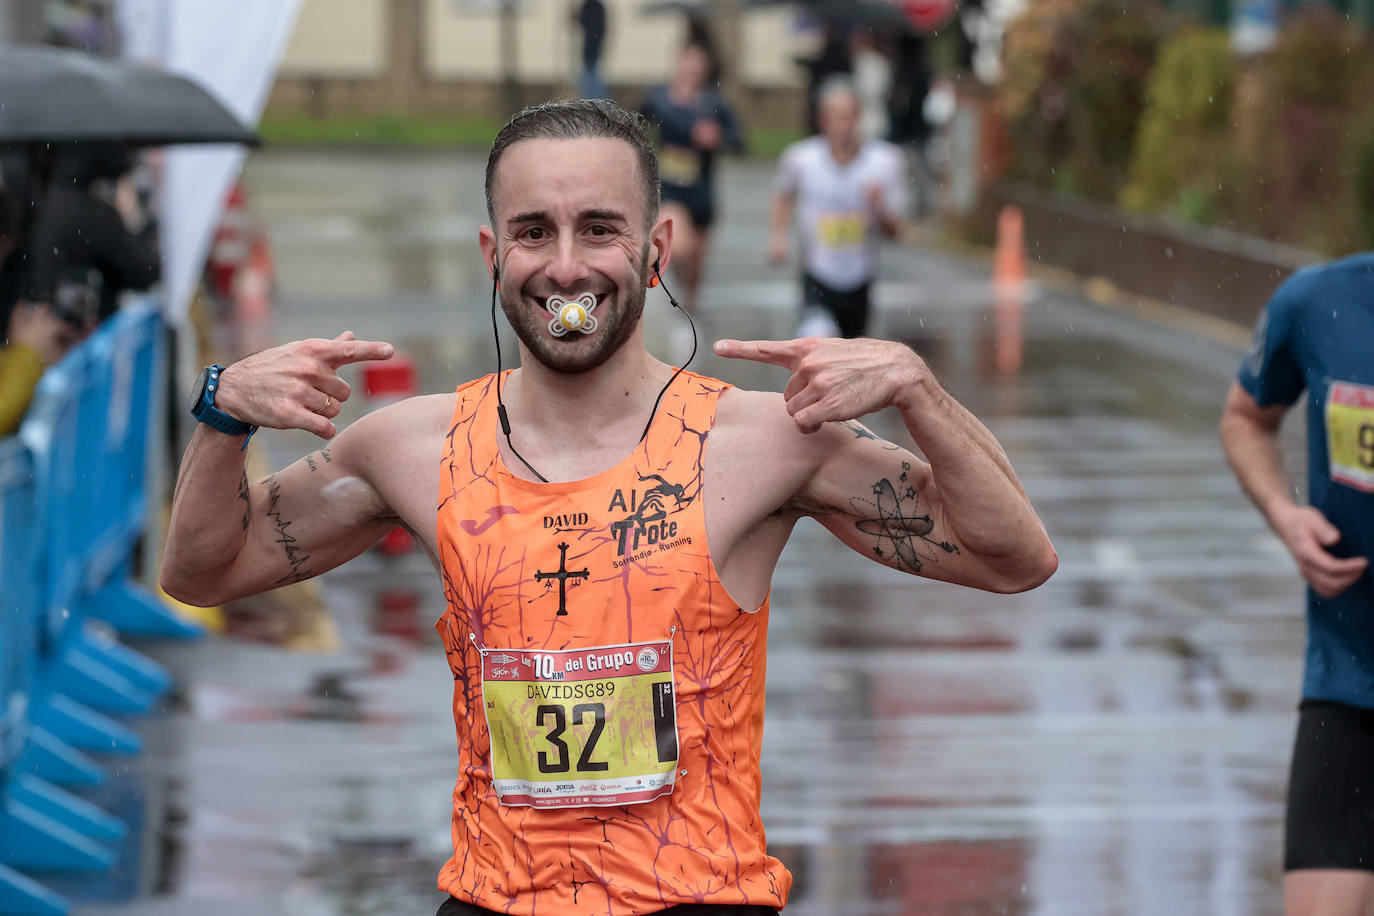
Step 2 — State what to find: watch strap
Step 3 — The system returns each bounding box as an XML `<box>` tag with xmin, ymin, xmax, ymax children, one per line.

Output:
<box><xmin>192</xmin><ymin>364</ymin><xmax>257</xmax><ymax>444</ymax></box>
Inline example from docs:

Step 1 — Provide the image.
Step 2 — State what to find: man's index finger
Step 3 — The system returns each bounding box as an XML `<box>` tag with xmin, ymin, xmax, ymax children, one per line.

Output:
<box><xmin>713</xmin><ymin>338</ymin><xmax>800</xmax><ymax>368</ymax></box>
<box><xmin>328</xmin><ymin>339</ymin><xmax>395</xmax><ymax>367</ymax></box>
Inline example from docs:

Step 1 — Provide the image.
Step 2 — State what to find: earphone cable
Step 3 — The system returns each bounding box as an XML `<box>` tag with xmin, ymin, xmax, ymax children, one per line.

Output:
<box><xmin>492</xmin><ymin>275</ymin><xmax>550</xmax><ymax>483</ymax></box>
<box><xmin>639</xmin><ymin>267</ymin><xmax>695</xmax><ymax>443</ymax></box>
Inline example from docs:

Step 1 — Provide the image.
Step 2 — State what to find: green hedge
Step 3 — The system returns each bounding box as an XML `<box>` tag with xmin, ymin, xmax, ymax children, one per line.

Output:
<box><xmin>1006</xmin><ymin>2</ymin><xmax>1374</xmax><ymax>255</ymax></box>
<box><xmin>1120</xmin><ymin>28</ymin><xmax>1235</xmax><ymax>222</ymax></box>
<box><xmin>1000</xmin><ymin>0</ymin><xmax>1167</xmax><ymax>199</ymax></box>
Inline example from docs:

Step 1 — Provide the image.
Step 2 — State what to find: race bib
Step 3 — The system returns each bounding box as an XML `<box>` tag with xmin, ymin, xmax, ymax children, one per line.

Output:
<box><xmin>1327</xmin><ymin>381</ymin><xmax>1374</xmax><ymax>492</ymax></box>
<box><xmin>481</xmin><ymin>640</ymin><xmax>679</xmax><ymax>808</ymax></box>
<box><xmin>659</xmin><ymin>145</ymin><xmax>701</xmax><ymax>186</ymax></box>
<box><xmin>816</xmin><ymin>212</ymin><xmax>865</xmax><ymax>250</ymax></box>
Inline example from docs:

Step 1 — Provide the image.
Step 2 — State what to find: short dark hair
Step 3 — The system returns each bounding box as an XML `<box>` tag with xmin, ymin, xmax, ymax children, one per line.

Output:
<box><xmin>484</xmin><ymin>98</ymin><xmax>661</xmax><ymax>230</ymax></box>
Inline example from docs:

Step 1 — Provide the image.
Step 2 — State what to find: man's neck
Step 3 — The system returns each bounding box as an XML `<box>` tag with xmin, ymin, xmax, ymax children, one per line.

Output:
<box><xmin>506</xmin><ymin>334</ymin><xmax>674</xmax><ymax>448</ymax></box>
<box><xmin>668</xmin><ymin>81</ymin><xmax>701</xmax><ymax>106</ymax></box>
<box><xmin>827</xmin><ymin>138</ymin><xmax>860</xmax><ymax>165</ymax></box>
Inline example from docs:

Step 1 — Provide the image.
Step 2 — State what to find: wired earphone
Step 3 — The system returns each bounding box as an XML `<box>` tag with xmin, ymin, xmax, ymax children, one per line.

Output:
<box><xmin>489</xmin><ymin>257</ymin><xmax>697</xmax><ymax>484</ymax></box>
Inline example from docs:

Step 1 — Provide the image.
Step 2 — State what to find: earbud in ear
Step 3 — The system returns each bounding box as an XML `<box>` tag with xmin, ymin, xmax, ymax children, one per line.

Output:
<box><xmin>653</xmin><ymin>259</ymin><xmax>661</xmax><ymax>274</ymax></box>
<box><xmin>648</xmin><ymin>275</ymin><xmax>660</xmax><ymax>288</ymax></box>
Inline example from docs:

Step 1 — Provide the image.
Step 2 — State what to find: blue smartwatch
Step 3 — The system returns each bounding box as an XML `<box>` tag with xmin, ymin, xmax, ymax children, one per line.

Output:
<box><xmin>190</xmin><ymin>364</ymin><xmax>257</xmax><ymax>445</ymax></box>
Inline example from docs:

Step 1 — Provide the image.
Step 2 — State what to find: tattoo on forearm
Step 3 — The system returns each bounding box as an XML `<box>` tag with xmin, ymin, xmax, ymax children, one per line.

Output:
<box><xmin>851</xmin><ymin>461</ymin><xmax>959</xmax><ymax>573</ymax></box>
<box><xmin>265</xmin><ymin>477</ymin><xmax>311</xmax><ymax>584</ymax></box>
<box><xmin>320</xmin><ymin>447</ymin><xmax>332</xmax><ymax>463</ymax></box>
<box><xmin>305</xmin><ymin>453</ymin><xmax>318</xmax><ymax>472</ymax></box>
<box><xmin>237</xmin><ymin>470</ymin><xmax>251</xmax><ymax>531</ymax></box>
<box><xmin>841</xmin><ymin>420</ymin><xmax>901</xmax><ymax>450</ymax></box>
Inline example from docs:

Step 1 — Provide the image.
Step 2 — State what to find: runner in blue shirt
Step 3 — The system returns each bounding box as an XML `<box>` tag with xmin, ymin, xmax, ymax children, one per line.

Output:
<box><xmin>1221</xmin><ymin>251</ymin><xmax>1374</xmax><ymax>914</ymax></box>
<box><xmin>638</xmin><ymin>38</ymin><xmax>743</xmax><ymax>322</ymax></box>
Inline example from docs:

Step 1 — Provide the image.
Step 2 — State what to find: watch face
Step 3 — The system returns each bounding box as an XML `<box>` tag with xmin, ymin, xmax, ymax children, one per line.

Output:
<box><xmin>190</xmin><ymin>366</ymin><xmax>212</xmax><ymax>413</ymax></box>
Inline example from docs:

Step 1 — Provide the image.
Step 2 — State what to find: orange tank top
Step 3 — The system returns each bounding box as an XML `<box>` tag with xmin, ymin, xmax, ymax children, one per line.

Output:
<box><xmin>434</xmin><ymin>371</ymin><xmax>790</xmax><ymax>914</ymax></box>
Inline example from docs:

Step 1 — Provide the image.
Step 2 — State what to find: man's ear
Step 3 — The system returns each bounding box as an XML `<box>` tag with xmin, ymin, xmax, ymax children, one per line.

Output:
<box><xmin>649</xmin><ymin>214</ymin><xmax>673</xmax><ymax>279</ymax></box>
<box><xmin>478</xmin><ymin>225</ymin><xmax>499</xmax><ymax>281</ymax></box>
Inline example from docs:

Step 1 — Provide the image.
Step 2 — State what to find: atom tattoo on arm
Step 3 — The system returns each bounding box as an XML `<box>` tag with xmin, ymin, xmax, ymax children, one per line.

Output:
<box><xmin>850</xmin><ymin>461</ymin><xmax>959</xmax><ymax>573</ymax></box>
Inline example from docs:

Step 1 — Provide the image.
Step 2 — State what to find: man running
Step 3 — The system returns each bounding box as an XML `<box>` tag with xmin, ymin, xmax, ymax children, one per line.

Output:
<box><xmin>1220</xmin><ymin>253</ymin><xmax>1373</xmax><ymax>916</ymax></box>
<box><xmin>770</xmin><ymin>77</ymin><xmax>908</xmax><ymax>339</ymax></box>
<box><xmin>161</xmin><ymin>99</ymin><xmax>1056</xmax><ymax>916</ymax></box>
<box><xmin>638</xmin><ymin>36</ymin><xmax>743</xmax><ymax>318</ymax></box>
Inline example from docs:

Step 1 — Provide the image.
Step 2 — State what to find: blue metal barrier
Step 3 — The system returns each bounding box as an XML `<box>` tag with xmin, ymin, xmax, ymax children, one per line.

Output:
<box><xmin>1</xmin><ymin>302</ymin><xmax>201</xmax><ymax>915</ymax></box>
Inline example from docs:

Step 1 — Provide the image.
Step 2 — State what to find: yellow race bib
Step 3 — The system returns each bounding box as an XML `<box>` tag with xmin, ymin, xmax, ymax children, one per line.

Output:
<box><xmin>481</xmin><ymin>640</ymin><xmax>679</xmax><ymax>808</ymax></box>
<box><xmin>658</xmin><ymin>145</ymin><xmax>701</xmax><ymax>186</ymax></box>
<box><xmin>816</xmin><ymin>212</ymin><xmax>865</xmax><ymax>249</ymax></box>
<box><xmin>1327</xmin><ymin>381</ymin><xmax>1374</xmax><ymax>492</ymax></box>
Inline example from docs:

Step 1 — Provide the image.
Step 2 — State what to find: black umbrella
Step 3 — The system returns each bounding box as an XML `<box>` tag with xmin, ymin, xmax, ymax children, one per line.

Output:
<box><xmin>0</xmin><ymin>44</ymin><xmax>259</xmax><ymax>146</ymax></box>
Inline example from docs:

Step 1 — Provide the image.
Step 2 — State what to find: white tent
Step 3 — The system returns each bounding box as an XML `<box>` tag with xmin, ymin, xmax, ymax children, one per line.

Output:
<box><xmin>118</xmin><ymin>0</ymin><xmax>302</xmax><ymax>325</ymax></box>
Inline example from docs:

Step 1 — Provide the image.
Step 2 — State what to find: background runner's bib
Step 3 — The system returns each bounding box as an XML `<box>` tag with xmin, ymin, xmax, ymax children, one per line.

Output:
<box><xmin>1327</xmin><ymin>381</ymin><xmax>1374</xmax><ymax>492</ymax></box>
<box><xmin>658</xmin><ymin>144</ymin><xmax>702</xmax><ymax>186</ymax></box>
<box><xmin>816</xmin><ymin>212</ymin><xmax>866</xmax><ymax>250</ymax></box>
<box><xmin>433</xmin><ymin>371</ymin><xmax>790</xmax><ymax>915</ymax></box>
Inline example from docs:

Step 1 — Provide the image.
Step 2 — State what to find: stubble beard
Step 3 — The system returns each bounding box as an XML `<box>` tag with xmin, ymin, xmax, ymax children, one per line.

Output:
<box><xmin>500</xmin><ymin>256</ymin><xmax>648</xmax><ymax>375</ymax></box>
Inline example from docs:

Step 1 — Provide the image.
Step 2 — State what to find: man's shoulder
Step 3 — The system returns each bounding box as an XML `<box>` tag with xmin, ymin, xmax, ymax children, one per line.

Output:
<box><xmin>859</xmin><ymin>140</ymin><xmax>904</xmax><ymax>170</ymax></box>
<box><xmin>715</xmin><ymin>386</ymin><xmax>844</xmax><ymax>452</ymax></box>
<box><xmin>780</xmin><ymin>136</ymin><xmax>826</xmax><ymax>164</ymax></box>
<box><xmin>1313</xmin><ymin>252</ymin><xmax>1374</xmax><ymax>290</ymax></box>
<box><xmin>348</xmin><ymin>390</ymin><xmax>455</xmax><ymax>435</ymax></box>
<box><xmin>1266</xmin><ymin>258</ymin><xmax>1368</xmax><ymax>323</ymax></box>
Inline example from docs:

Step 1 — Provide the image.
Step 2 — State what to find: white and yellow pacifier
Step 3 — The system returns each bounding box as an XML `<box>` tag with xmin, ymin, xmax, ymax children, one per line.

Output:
<box><xmin>545</xmin><ymin>293</ymin><xmax>599</xmax><ymax>337</ymax></box>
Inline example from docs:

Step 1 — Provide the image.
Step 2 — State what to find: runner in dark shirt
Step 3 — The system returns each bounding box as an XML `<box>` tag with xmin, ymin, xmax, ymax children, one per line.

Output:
<box><xmin>638</xmin><ymin>40</ymin><xmax>743</xmax><ymax>323</ymax></box>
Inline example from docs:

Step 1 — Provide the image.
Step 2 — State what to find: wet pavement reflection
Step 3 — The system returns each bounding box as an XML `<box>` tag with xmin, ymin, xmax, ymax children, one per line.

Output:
<box><xmin>73</xmin><ymin>150</ymin><xmax>1307</xmax><ymax>915</ymax></box>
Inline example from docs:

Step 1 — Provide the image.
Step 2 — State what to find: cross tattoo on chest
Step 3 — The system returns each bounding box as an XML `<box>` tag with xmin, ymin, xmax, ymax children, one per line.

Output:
<box><xmin>534</xmin><ymin>542</ymin><xmax>590</xmax><ymax>616</ymax></box>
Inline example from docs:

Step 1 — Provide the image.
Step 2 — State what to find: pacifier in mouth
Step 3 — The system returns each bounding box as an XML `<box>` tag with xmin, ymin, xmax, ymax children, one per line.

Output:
<box><xmin>545</xmin><ymin>293</ymin><xmax>599</xmax><ymax>337</ymax></box>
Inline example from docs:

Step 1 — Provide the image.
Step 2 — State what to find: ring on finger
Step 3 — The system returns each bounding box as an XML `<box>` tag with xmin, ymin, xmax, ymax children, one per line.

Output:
<box><xmin>323</xmin><ymin>394</ymin><xmax>332</xmax><ymax>411</ymax></box>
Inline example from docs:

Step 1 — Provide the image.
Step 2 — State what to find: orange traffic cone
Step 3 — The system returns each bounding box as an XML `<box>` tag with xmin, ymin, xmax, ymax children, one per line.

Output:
<box><xmin>994</xmin><ymin>205</ymin><xmax>1027</xmax><ymax>299</ymax></box>
<box><xmin>993</xmin><ymin>205</ymin><xmax>1026</xmax><ymax>374</ymax></box>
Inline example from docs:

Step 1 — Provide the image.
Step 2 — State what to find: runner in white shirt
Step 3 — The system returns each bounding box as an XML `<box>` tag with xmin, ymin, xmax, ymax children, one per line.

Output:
<box><xmin>769</xmin><ymin>77</ymin><xmax>908</xmax><ymax>339</ymax></box>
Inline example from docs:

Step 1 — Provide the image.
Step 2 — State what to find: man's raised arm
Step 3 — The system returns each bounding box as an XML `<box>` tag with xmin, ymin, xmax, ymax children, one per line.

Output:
<box><xmin>715</xmin><ymin>336</ymin><xmax>1057</xmax><ymax>594</ymax></box>
<box><xmin>161</xmin><ymin>332</ymin><xmax>396</xmax><ymax>607</ymax></box>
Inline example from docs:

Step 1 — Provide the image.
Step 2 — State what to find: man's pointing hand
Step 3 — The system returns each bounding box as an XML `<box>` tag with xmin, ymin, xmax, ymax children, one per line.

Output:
<box><xmin>714</xmin><ymin>336</ymin><xmax>924</xmax><ymax>434</ymax></box>
<box><xmin>217</xmin><ymin>331</ymin><xmax>396</xmax><ymax>439</ymax></box>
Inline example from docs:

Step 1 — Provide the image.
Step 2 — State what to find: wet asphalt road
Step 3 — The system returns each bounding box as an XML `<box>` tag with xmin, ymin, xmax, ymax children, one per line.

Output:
<box><xmin>67</xmin><ymin>149</ymin><xmax>1309</xmax><ymax>916</ymax></box>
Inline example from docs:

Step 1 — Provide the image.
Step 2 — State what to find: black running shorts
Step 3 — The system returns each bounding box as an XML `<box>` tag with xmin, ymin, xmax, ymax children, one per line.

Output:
<box><xmin>1285</xmin><ymin>698</ymin><xmax>1374</xmax><ymax>871</ymax></box>
<box><xmin>802</xmin><ymin>273</ymin><xmax>871</xmax><ymax>339</ymax></box>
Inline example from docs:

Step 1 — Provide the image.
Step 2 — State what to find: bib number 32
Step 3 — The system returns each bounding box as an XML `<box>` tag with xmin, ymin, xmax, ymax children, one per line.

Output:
<box><xmin>481</xmin><ymin>641</ymin><xmax>680</xmax><ymax>808</ymax></box>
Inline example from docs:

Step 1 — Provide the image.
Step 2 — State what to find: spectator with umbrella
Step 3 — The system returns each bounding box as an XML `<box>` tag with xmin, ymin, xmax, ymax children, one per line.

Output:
<box><xmin>24</xmin><ymin>142</ymin><xmax>160</xmax><ymax>327</ymax></box>
<box><xmin>0</xmin><ymin>181</ymin><xmax>87</xmax><ymax>438</ymax></box>
<box><xmin>0</xmin><ymin>44</ymin><xmax>257</xmax><ymax>436</ymax></box>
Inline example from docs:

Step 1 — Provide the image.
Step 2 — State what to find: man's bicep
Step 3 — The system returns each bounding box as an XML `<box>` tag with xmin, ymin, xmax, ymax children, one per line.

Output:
<box><xmin>231</xmin><ymin>445</ymin><xmax>396</xmax><ymax>598</ymax></box>
<box><xmin>1223</xmin><ymin>381</ymin><xmax>1289</xmax><ymax>432</ymax></box>
<box><xmin>798</xmin><ymin>425</ymin><xmax>962</xmax><ymax>579</ymax></box>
